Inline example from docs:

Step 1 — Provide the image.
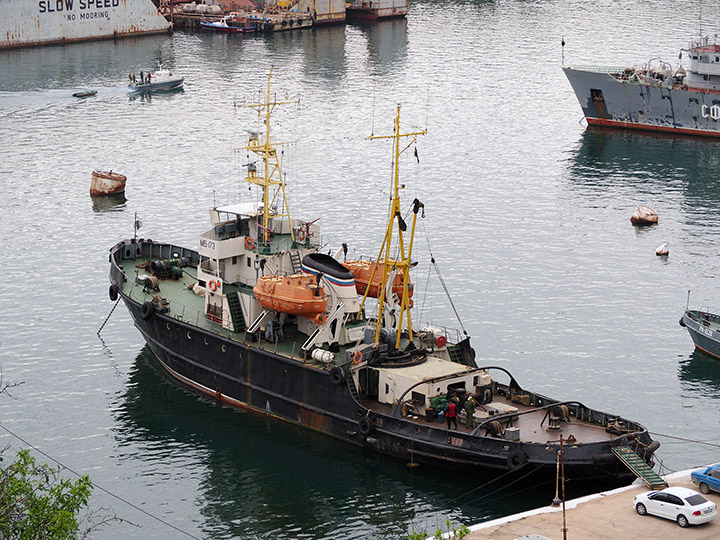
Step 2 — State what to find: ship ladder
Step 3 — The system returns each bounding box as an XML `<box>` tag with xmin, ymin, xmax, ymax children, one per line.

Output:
<box><xmin>227</xmin><ymin>292</ymin><xmax>246</xmax><ymax>331</ymax></box>
<box><xmin>347</xmin><ymin>373</ymin><xmax>360</xmax><ymax>402</ymax></box>
<box><xmin>289</xmin><ymin>251</ymin><xmax>302</xmax><ymax>273</ymax></box>
<box><xmin>446</xmin><ymin>344</ymin><xmax>464</xmax><ymax>364</ymax></box>
<box><xmin>611</xmin><ymin>445</ymin><xmax>668</xmax><ymax>490</ymax></box>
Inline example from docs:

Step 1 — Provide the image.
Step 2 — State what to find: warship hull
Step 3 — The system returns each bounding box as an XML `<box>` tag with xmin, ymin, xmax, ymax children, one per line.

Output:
<box><xmin>563</xmin><ymin>66</ymin><xmax>720</xmax><ymax>137</ymax></box>
<box><xmin>0</xmin><ymin>0</ymin><xmax>171</xmax><ymax>49</ymax></box>
<box><xmin>110</xmin><ymin>238</ymin><xmax>658</xmax><ymax>486</ymax></box>
<box><xmin>681</xmin><ymin>309</ymin><xmax>720</xmax><ymax>360</ymax></box>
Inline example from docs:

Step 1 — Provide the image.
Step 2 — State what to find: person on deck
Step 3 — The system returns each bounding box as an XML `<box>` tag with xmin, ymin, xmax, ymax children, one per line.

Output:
<box><xmin>464</xmin><ymin>396</ymin><xmax>478</xmax><ymax>428</ymax></box>
<box><xmin>445</xmin><ymin>398</ymin><xmax>458</xmax><ymax>430</ymax></box>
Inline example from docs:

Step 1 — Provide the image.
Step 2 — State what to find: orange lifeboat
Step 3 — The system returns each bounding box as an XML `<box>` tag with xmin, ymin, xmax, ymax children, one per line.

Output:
<box><xmin>253</xmin><ymin>274</ymin><xmax>328</xmax><ymax>324</ymax></box>
<box><xmin>343</xmin><ymin>260</ymin><xmax>413</xmax><ymax>302</ymax></box>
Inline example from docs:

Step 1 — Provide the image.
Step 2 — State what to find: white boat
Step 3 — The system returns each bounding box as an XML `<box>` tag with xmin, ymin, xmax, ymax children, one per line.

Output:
<box><xmin>128</xmin><ymin>63</ymin><xmax>184</xmax><ymax>93</ymax></box>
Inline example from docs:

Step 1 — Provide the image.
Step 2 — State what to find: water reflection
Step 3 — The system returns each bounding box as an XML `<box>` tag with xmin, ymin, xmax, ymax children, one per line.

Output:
<box><xmin>565</xmin><ymin>128</ymin><xmax>720</xmax><ymax>206</ymax></box>
<box><xmin>91</xmin><ymin>193</ymin><xmax>128</xmax><ymax>213</ymax></box>
<box><xmin>679</xmin><ymin>350</ymin><xmax>720</xmax><ymax>398</ymax></box>
<box><xmin>352</xmin><ymin>19</ymin><xmax>408</xmax><ymax>74</ymax></box>
<box><xmin>113</xmin><ymin>348</ymin><xmax>558</xmax><ymax>539</ymax></box>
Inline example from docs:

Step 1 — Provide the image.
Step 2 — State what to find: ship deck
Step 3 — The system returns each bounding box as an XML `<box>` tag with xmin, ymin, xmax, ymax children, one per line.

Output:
<box><xmin>363</xmin><ymin>394</ymin><xmax>618</xmax><ymax>445</ymax></box>
<box><xmin>118</xmin><ymin>255</ymin><xmax>362</xmax><ymax>371</ymax></box>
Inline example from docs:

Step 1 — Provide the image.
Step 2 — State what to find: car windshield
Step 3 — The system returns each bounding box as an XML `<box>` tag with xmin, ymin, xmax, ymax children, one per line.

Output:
<box><xmin>686</xmin><ymin>494</ymin><xmax>709</xmax><ymax>506</ymax></box>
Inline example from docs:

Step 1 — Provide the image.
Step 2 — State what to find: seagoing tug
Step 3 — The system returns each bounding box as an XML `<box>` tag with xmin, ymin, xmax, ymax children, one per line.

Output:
<box><xmin>108</xmin><ymin>69</ymin><xmax>660</xmax><ymax>486</ymax></box>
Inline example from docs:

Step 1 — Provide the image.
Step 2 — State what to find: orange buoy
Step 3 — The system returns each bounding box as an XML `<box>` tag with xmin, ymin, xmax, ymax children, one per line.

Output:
<box><xmin>253</xmin><ymin>274</ymin><xmax>327</xmax><ymax>323</ymax></box>
<box><xmin>343</xmin><ymin>260</ymin><xmax>413</xmax><ymax>302</ymax></box>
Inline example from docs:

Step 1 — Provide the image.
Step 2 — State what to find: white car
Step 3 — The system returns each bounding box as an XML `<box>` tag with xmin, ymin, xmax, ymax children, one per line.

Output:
<box><xmin>633</xmin><ymin>486</ymin><xmax>717</xmax><ymax>527</ymax></box>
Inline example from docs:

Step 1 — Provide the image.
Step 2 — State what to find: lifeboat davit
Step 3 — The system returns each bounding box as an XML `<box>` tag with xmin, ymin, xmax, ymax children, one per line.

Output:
<box><xmin>253</xmin><ymin>274</ymin><xmax>327</xmax><ymax>324</ymax></box>
<box><xmin>343</xmin><ymin>260</ymin><xmax>413</xmax><ymax>302</ymax></box>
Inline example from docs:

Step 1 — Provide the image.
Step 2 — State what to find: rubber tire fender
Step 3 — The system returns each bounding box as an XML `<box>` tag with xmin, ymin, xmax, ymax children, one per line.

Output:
<box><xmin>679</xmin><ymin>317</ymin><xmax>686</xmax><ymax>327</ymax></box>
<box><xmin>506</xmin><ymin>450</ymin><xmax>527</xmax><ymax>470</ymax></box>
<box><xmin>109</xmin><ymin>284</ymin><xmax>119</xmax><ymax>301</ymax></box>
<box><xmin>359</xmin><ymin>416</ymin><xmax>373</xmax><ymax>436</ymax></box>
<box><xmin>141</xmin><ymin>301</ymin><xmax>155</xmax><ymax>321</ymax></box>
<box><xmin>329</xmin><ymin>366</ymin><xmax>346</xmax><ymax>386</ymax></box>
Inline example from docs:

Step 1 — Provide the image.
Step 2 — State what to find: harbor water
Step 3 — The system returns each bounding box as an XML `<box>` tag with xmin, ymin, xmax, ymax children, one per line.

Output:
<box><xmin>2</xmin><ymin>1</ymin><xmax>720</xmax><ymax>538</ymax></box>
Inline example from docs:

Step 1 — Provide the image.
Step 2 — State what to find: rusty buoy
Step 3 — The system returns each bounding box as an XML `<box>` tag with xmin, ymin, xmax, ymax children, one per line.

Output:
<box><xmin>90</xmin><ymin>169</ymin><xmax>126</xmax><ymax>196</ymax></box>
<box><xmin>630</xmin><ymin>206</ymin><xmax>658</xmax><ymax>225</ymax></box>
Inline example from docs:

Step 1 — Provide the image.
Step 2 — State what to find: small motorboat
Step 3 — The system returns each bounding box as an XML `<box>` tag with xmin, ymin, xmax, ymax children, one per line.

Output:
<box><xmin>200</xmin><ymin>15</ymin><xmax>257</xmax><ymax>33</ymax></box>
<box><xmin>72</xmin><ymin>89</ymin><xmax>97</xmax><ymax>98</ymax></box>
<box><xmin>128</xmin><ymin>62</ymin><xmax>184</xmax><ymax>93</ymax></box>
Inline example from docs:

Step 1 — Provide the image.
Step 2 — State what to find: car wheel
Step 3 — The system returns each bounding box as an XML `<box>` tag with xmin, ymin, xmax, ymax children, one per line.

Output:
<box><xmin>699</xmin><ymin>482</ymin><xmax>710</xmax><ymax>495</ymax></box>
<box><xmin>636</xmin><ymin>503</ymin><xmax>647</xmax><ymax>516</ymax></box>
<box><xmin>677</xmin><ymin>514</ymin><xmax>689</xmax><ymax>528</ymax></box>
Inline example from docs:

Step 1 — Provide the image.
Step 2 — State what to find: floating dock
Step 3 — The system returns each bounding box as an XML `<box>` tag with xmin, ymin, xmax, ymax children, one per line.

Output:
<box><xmin>465</xmin><ymin>467</ymin><xmax>718</xmax><ymax>539</ymax></box>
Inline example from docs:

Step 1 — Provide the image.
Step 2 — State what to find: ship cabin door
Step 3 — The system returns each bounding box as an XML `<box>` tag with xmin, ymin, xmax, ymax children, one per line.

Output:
<box><xmin>358</xmin><ymin>368</ymin><xmax>379</xmax><ymax>399</ymax></box>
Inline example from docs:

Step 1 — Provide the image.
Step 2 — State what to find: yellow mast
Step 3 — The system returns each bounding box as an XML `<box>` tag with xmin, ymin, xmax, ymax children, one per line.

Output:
<box><xmin>241</xmin><ymin>67</ymin><xmax>298</xmax><ymax>243</ymax></box>
<box><xmin>362</xmin><ymin>105</ymin><xmax>426</xmax><ymax>348</ymax></box>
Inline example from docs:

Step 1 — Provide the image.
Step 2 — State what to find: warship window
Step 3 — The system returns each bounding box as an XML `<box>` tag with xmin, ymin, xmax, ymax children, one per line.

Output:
<box><xmin>473</xmin><ymin>375</ymin><xmax>479</xmax><ymax>386</ymax></box>
<box><xmin>247</xmin><ymin>258</ymin><xmax>251</xmax><ymax>267</ymax></box>
<box><xmin>385</xmin><ymin>383</ymin><xmax>389</xmax><ymax>395</ymax></box>
<box><xmin>232</xmin><ymin>256</ymin><xmax>237</xmax><ymax>264</ymax></box>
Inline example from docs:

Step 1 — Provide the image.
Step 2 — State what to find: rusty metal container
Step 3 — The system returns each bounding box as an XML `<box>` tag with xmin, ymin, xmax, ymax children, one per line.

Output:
<box><xmin>90</xmin><ymin>170</ymin><xmax>127</xmax><ymax>196</ymax></box>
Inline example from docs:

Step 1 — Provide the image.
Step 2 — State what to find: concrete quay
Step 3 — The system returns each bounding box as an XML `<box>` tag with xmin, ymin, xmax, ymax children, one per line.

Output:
<box><xmin>466</xmin><ymin>468</ymin><xmax>719</xmax><ymax>540</ymax></box>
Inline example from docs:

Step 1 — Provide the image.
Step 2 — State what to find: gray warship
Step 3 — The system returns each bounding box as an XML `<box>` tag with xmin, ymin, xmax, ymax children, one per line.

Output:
<box><xmin>564</xmin><ymin>36</ymin><xmax>720</xmax><ymax>137</ymax></box>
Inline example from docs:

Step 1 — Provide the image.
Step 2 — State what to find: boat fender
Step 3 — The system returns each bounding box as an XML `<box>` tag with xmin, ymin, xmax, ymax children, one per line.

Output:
<box><xmin>245</xmin><ymin>237</ymin><xmax>255</xmax><ymax>250</ymax></box>
<box><xmin>109</xmin><ymin>284</ymin><xmax>119</xmax><ymax>301</ymax></box>
<box><xmin>352</xmin><ymin>350</ymin><xmax>363</xmax><ymax>365</ymax></box>
<box><xmin>506</xmin><ymin>450</ymin><xmax>527</xmax><ymax>470</ymax></box>
<box><xmin>329</xmin><ymin>366</ymin><xmax>346</xmax><ymax>386</ymax></box>
<box><xmin>646</xmin><ymin>440</ymin><xmax>660</xmax><ymax>453</ymax></box>
<box><xmin>679</xmin><ymin>317</ymin><xmax>686</xmax><ymax>327</ymax></box>
<box><xmin>359</xmin><ymin>416</ymin><xmax>373</xmax><ymax>436</ymax></box>
<box><xmin>141</xmin><ymin>301</ymin><xmax>155</xmax><ymax>321</ymax></box>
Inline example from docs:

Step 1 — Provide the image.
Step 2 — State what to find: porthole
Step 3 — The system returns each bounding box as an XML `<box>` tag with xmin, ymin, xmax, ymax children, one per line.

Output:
<box><xmin>166</xmin><ymin>323</ymin><xmax>171</xmax><ymax>330</ymax></box>
<box><xmin>222</xmin><ymin>344</ymin><xmax>227</xmax><ymax>353</ymax></box>
<box><xmin>187</xmin><ymin>332</ymin><xmax>192</xmax><ymax>340</ymax></box>
<box><xmin>204</xmin><ymin>337</ymin><xmax>209</xmax><ymax>345</ymax></box>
